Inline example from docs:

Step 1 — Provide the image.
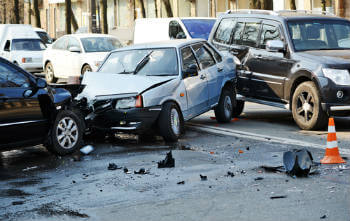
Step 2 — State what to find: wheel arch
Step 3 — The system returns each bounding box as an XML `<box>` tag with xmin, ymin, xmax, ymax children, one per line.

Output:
<box><xmin>81</xmin><ymin>63</ymin><xmax>91</xmax><ymax>74</ymax></box>
<box><xmin>160</xmin><ymin>99</ymin><xmax>184</xmax><ymax>121</ymax></box>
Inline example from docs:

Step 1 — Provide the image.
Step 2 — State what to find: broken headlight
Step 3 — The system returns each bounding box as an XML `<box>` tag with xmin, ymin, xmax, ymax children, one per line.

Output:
<box><xmin>115</xmin><ymin>95</ymin><xmax>143</xmax><ymax>109</ymax></box>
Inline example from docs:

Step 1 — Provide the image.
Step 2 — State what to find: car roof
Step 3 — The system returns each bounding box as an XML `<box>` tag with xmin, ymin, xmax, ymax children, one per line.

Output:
<box><xmin>60</xmin><ymin>33</ymin><xmax>118</xmax><ymax>39</ymax></box>
<box><xmin>135</xmin><ymin>17</ymin><xmax>216</xmax><ymax>22</ymax></box>
<box><xmin>114</xmin><ymin>39</ymin><xmax>207</xmax><ymax>51</ymax></box>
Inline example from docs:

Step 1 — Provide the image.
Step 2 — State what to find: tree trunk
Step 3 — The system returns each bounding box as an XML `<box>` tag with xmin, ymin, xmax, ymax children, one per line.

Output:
<box><xmin>154</xmin><ymin>0</ymin><xmax>158</xmax><ymax>17</ymax></box>
<box><xmin>338</xmin><ymin>0</ymin><xmax>345</xmax><ymax>17</ymax></box>
<box><xmin>162</xmin><ymin>0</ymin><xmax>173</xmax><ymax>17</ymax></box>
<box><xmin>321</xmin><ymin>0</ymin><xmax>326</xmax><ymax>11</ymax></box>
<box><xmin>28</xmin><ymin>0</ymin><xmax>31</xmax><ymax>24</ymax></box>
<box><xmin>139</xmin><ymin>0</ymin><xmax>146</xmax><ymax>18</ymax></box>
<box><xmin>33</xmin><ymin>0</ymin><xmax>41</xmax><ymax>27</ymax></box>
<box><xmin>100</xmin><ymin>0</ymin><xmax>108</xmax><ymax>33</ymax></box>
<box><xmin>290</xmin><ymin>0</ymin><xmax>296</xmax><ymax>10</ymax></box>
<box><xmin>65</xmin><ymin>0</ymin><xmax>72</xmax><ymax>34</ymax></box>
<box><xmin>250</xmin><ymin>0</ymin><xmax>261</xmax><ymax>9</ymax></box>
<box><xmin>71</xmin><ymin>8</ymin><xmax>79</xmax><ymax>32</ymax></box>
<box><xmin>14</xmin><ymin>0</ymin><xmax>20</xmax><ymax>23</ymax></box>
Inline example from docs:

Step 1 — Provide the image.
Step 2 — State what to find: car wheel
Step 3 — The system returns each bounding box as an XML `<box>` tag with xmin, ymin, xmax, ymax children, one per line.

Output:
<box><xmin>82</xmin><ymin>64</ymin><xmax>92</xmax><ymax>74</ymax></box>
<box><xmin>158</xmin><ymin>102</ymin><xmax>183</xmax><ymax>142</ymax></box>
<box><xmin>45</xmin><ymin>62</ymin><xmax>57</xmax><ymax>83</ymax></box>
<box><xmin>215</xmin><ymin>89</ymin><xmax>234</xmax><ymax>123</ymax></box>
<box><xmin>292</xmin><ymin>81</ymin><xmax>328</xmax><ymax>130</ymax></box>
<box><xmin>48</xmin><ymin>110</ymin><xmax>84</xmax><ymax>155</ymax></box>
<box><xmin>232</xmin><ymin>100</ymin><xmax>245</xmax><ymax>117</ymax></box>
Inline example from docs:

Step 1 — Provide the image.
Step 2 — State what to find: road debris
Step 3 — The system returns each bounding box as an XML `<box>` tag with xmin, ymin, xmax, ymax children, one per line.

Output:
<box><xmin>158</xmin><ymin>151</ymin><xmax>175</xmax><ymax>168</ymax></box>
<box><xmin>270</xmin><ymin>195</ymin><xmax>287</xmax><ymax>199</ymax></box>
<box><xmin>177</xmin><ymin>181</ymin><xmax>185</xmax><ymax>185</ymax></box>
<box><xmin>246</xmin><ymin>147</ymin><xmax>250</xmax><ymax>151</ymax></box>
<box><xmin>200</xmin><ymin>174</ymin><xmax>207</xmax><ymax>181</ymax></box>
<box><xmin>254</xmin><ymin>177</ymin><xmax>264</xmax><ymax>181</ymax></box>
<box><xmin>134</xmin><ymin>168</ymin><xmax>149</xmax><ymax>174</ymax></box>
<box><xmin>320</xmin><ymin>215</ymin><xmax>327</xmax><ymax>219</ymax></box>
<box><xmin>80</xmin><ymin>145</ymin><xmax>94</xmax><ymax>155</ymax></box>
<box><xmin>72</xmin><ymin>154</ymin><xmax>81</xmax><ymax>162</ymax></box>
<box><xmin>22</xmin><ymin>166</ymin><xmax>38</xmax><ymax>172</ymax></box>
<box><xmin>260</xmin><ymin>165</ymin><xmax>284</xmax><ymax>173</ymax></box>
<box><xmin>123</xmin><ymin>167</ymin><xmax>131</xmax><ymax>174</ymax></box>
<box><xmin>226</xmin><ymin>171</ymin><xmax>235</xmax><ymax>177</ymax></box>
<box><xmin>238</xmin><ymin>150</ymin><xmax>244</xmax><ymax>154</ymax></box>
<box><xmin>108</xmin><ymin>163</ymin><xmax>122</xmax><ymax>170</ymax></box>
<box><xmin>283</xmin><ymin>149</ymin><xmax>313</xmax><ymax>177</ymax></box>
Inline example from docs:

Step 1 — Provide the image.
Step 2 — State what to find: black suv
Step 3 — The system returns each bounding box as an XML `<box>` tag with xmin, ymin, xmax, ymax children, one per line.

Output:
<box><xmin>209</xmin><ymin>10</ymin><xmax>350</xmax><ymax>130</ymax></box>
<box><xmin>0</xmin><ymin>57</ymin><xmax>84</xmax><ymax>155</ymax></box>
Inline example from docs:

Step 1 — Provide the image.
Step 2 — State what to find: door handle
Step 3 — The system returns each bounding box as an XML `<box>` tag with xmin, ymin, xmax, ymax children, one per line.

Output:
<box><xmin>217</xmin><ymin>67</ymin><xmax>223</xmax><ymax>72</ymax></box>
<box><xmin>200</xmin><ymin>75</ymin><xmax>206</xmax><ymax>80</ymax></box>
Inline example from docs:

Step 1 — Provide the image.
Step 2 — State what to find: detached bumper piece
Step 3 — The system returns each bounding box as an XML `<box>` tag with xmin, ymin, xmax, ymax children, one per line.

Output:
<box><xmin>90</xmin><ymin>106</ymin><xmax>162</xmax><ymax>132</ymax></box>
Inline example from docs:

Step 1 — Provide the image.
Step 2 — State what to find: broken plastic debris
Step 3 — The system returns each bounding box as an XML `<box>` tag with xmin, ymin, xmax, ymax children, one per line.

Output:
<box><xmin>108</xmin><ymin>163</ymin><xmax>122</xmax><ymax>170</ymax></box>
<box><xmin>283</xmin><ymin>149</ymin><xmax>313</xmax><ymax>177</ymax></box>
<box><xmin>134</xmin><ymin>168</ymin><xmax>149</xmax><ymax>174</ymax></box>
<box><xmin>80</xmin><ymin>145</ymin><xmax>94</xmax><ymax>155</ymax></box>
<box><xmin>210</xmin><ymin>151</ymin><xmax>214</xmax><ymax>154</ymax></box>
<box><xmin>226</xmin><ymin>171</ymin><xmax>235</xmax><ymax>177</ymax></box>
<box><xmin>254</xmin><ymin>177</ymin><xmax>264</xmax><ymax>181</ymax></box>
<box><xmin>200</xmin><ymin>174</ymin><xmax>207</xmax><ymax>181</ymax></box>
<box><xmin>177</xmin><ymin>181</ymin><xmax>185</xmax><ymax>185</ymax></box>
<box><xmin>238</xmin><ymin>150</ymin><xmax>244</xmax><ymax>154</ymax></box>
<box><xmin>270</xmin><ymin>195</ymin><xmax>287</xmax><ymax>199</ymax></box>
<box><xmin>22</xmin><ymin>166</ymin><xmax>38</xmax><ymax>171</ymax></box>
<box><xmin>260</xmin><ymin>165</ymin><xmax>284</xmax><ymax>173</ymax></box>
<box><xmin>123</xmin><ymin>167</ymin><xmax>131</xmax><ymax>174</ymax></box>
<box><xmin>320</xmin><ymin>215</ymin><xmax>327</xmax><ymax>219</ymax></box>
<box><xmin>158</xmin><ymin>151</ymin><xmax>175</xmax><ymax>168</ymax></box>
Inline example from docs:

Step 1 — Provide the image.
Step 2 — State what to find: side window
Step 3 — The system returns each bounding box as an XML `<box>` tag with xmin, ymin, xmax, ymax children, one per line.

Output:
<box><xmin>67</xmin><ymin>37</ymin><xmax>81</xmax><ymax>50</ymax></box>
<box><xmin>4</xmin><ymin>40</ymin><xmax>10</xmax><ymax>51</ymax></box>
<box><xmin>205</xmin><ymin>43</ymin><xmax>222</xmax><ymax>63</ymax></box>
<box><xmin>260</xmin><ymin>24</ymin><xmax>281</xmax><ymax>49</ymax></box>
<box><xmin>213</xmin><ymin>18</ymin><xmax>235</xmax><ymax>44</ymax></box>
<box><xmin>181</xmin><ymin>47</ymin><xmax>199</xmax><ymax>71</ymax></box>
<box><xmin>192</xmin><ymin>43</ymin><xmax>216</xmax><ymax>69</ymax></box>
<box><xmin>0</xmin><ymin>61</ymin><xmax>31</xmax><ymax>88</ymax></box>
<box><xmin>232</xmin><ymin>22</ymin><xmax>244</xmax><ymax>45</ymax></box>
<box><xmin>169</xmin><ymin>21</ymin><xmax>186</xmax><ymax>39</ymax></box>
<box><xmin>241</xmin><ymin>22</ymin><xmax>260</xmax><ymax>47</ymax></box>
<box><xmin>52</xmin><ymin>37</ymin><xmax>67</xmax><ymax>50</ymax></box>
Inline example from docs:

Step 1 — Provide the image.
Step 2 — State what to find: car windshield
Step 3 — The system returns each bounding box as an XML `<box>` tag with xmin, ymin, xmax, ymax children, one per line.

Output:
<box><xmin>181</xmin><ymin>19</ymin><xmax>216</xmax><ymax>40</ymax></box>
<box><xmin>11</xmin><ymin>39</ymin><xmax>46</xmax><ymax>51</ymax></box>
<box><xmin>36</xmin><ymin>31</ymin><xmax>53</xmax><ymax>44</ymax></box>
<box><xmin>287</xmin><ymin>19</ymin><xmax>350</xmax><ymax>51</ymax></box>
<box><xmin>99</xmin><ymin>48</ymin><xmax>178</xmax><ymax>76</ymax></box>
<box><xmin>81</xmin><ymin>37</ymin><xmax>123</xmax><ymax>52</ymax></box>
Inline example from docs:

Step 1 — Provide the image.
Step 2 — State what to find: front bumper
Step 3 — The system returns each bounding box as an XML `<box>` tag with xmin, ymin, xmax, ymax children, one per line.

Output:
<box><xmin>88</xmin><ymin>106</ymin><xmax>162</xmax><ymax>132</ymax></box>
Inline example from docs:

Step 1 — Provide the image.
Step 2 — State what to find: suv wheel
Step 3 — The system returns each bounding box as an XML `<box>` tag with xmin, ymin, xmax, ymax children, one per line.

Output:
<box><xmin>158</xmin><ymin>102</ymin><xmax>183</xmax><ymax>142</ymax></box>
<box><xmin>215</xmin><ymin>89</ymin><xmax>234</xmax><ymax>123</ymax></box>
<box><xmin>292</xmin><ymin>81</ymin><xmax>328</xmax><ymax>130</ymax></box>
<box><xmin>232</xmin><ymin>100</ymin><xmax>245</xmax><ymax>117</ymax></box>
<box><xmin>45</xmin><ymin>62</ymin><xmax>57</xmax><ymax>83</ymax></box>
<box><xmin>48</xmin><ymin>110</ymin><xmax>84</xmax><ymax>155</ymax></box>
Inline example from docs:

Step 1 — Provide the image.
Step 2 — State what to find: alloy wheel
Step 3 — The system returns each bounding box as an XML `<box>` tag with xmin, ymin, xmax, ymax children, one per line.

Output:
<box><xmin>56</xmin><ymin>117</ymin><xmax>79</xmax><ymax>150</ymax></box>
<box><xmin>296</xmin><ymin>91</ymin><xmax>314</xmax><ymax>123</ymax></box>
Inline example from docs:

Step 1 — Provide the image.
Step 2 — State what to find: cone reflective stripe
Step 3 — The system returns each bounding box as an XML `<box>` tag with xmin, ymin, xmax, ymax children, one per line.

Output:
<box><xmin>320</xmin><ymin>118</ymin><xmax>346</xmax><ymax>164</ymax></box>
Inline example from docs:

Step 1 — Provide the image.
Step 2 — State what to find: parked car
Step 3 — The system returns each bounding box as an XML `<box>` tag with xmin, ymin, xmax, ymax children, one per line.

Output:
<box><xmin>0</xmin><ymin>24</ymin><xmax>46</xmax><ymax>73</ymax></box>
<box><xmin>0</xmin><ymin>57</ymin><xmax>84</xmax><ymax>155</ymax></box>
<box><xmin>209</xmin><ymin>10</ymin><xmax>350</xmax><ymax>130</ymax></box>
<box><xmin>34</xmin><ymin>27</ymin><xmax>54</xmax><ymax>45</ymax></box>
<box><xmin>134</xmin><ymin>18</ymin><xmax>216</xmax><ymax>44</ymax></box>
<box><xmin>74</xmin><ymin>39</ymin><xmax>236</xmax><ymax>141</ymax></box>
<box><xmin>43</xmin><ymin>34</ymin><xmax>123</xmax><ymax>83</ymax></box>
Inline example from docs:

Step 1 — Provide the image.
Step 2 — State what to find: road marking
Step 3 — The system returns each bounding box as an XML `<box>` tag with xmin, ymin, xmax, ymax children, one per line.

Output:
<box><xmin>188</xmin><ymin>123</ymin><xmax>350</xmax><ymax>155</ymax></box>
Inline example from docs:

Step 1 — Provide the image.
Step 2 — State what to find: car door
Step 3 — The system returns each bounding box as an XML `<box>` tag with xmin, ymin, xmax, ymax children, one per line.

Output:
<box><xmin>181</xmin><ymin>46</ymin><xmax>208</xmax><ymax>119</ymax></box>
<box><xmin>250</xmin><ymin>20</ymin><xmax>294</xmax><ymax>101</ymax></box>
<box><xmin>50</xmin><ymin>36</ymin><xmax>68</xmax><ymax>77</ymax></box>
<box><xmin>65</xmin><ymin>36</ymin><xmax>82</xmax><ymax>77</ymax></box>
<box><xmin>0</xmin><ymin>60</ymin><xmax>48</xmax><ymax>145</ymax></box>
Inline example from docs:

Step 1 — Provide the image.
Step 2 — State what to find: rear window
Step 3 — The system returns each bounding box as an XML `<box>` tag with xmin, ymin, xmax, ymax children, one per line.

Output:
<box><xmin>213</xmin><ymin>18</ymin><xmax>235</xmax><ymax>44</ymax></box>
<box><xmin>11</xmin><ymin>39</ymin><xmax>46</xmax><ymax>51</ymax></box>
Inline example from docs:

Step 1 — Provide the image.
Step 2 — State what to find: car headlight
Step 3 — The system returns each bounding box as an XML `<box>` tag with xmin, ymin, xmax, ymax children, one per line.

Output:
<box><xmin>322</xmin><ymin>68</ymin><xmax>350</xmax><ymax>85</ymax></box>
<box><xmin>115</xmin><ymin>95</ymin><xmax>143</xmax><ymax>109</ymax></box>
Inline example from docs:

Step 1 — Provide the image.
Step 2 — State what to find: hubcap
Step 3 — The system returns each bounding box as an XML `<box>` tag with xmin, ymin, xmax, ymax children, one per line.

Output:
<box><xmin>224</xmin><ymin>96</ymin><xmax>232</xmax><ymax>119</ymax></box>
<box><xmin>296</xmin><ymin>91</ymin><xmax>314</xmax><ymax>122</ymax></box>
<box><xmin>56</xmin><ymin>117</ymin><xmax>78</xmax><ymax>149</ymax></box>
<box><xmin>170</xmin><ymin>108</ymin><xmax>180</xmax><ymax>136</ymax></box>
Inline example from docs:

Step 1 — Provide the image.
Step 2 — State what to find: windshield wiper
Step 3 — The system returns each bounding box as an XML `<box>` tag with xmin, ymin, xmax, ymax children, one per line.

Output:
<box><xmin>133</xmin><ymin>50</ymin><xmax>153</xmax><ymax>75</ymax></box>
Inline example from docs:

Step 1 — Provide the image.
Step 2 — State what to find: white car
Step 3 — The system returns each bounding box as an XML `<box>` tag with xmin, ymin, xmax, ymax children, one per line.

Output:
<box><xmin>43</xmin><ymin>34</ymin><xmax>123</xmax><ymax>83</ymax></box>
<box><xmin>33</xmin><ymin>27</ymin><xmax>54</xmax><ymax>46</ymax></box>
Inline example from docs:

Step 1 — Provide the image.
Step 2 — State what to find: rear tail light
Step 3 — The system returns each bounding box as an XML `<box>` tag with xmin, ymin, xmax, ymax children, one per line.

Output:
<box><xmin>22</xmin><ymin>58</ymin><xmax>26</xmax><ymax>63</ymax></box>
<box><xmin>135</xmin><ymin>95</ymin><xmax>143</xmax><ymax>108</ymax></box>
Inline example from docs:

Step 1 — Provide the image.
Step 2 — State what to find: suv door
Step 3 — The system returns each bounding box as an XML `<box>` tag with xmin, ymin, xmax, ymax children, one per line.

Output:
<box><xmin>0</xmin><ymin>60</ymin><xmax>47</xmax><ymax>145</ymax></box>
<box><xmin>250</xmin><ymin>20</ymin><xmax>294</xmax><ymax>102</ymax></box>
<box><xmin>181</xmin><ymin>46</ymin><xmax>208</xmax><ymax>119</ymax></box>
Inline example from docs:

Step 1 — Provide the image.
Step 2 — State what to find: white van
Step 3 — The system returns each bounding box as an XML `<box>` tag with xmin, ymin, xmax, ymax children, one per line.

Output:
<box><xmin>133</xmin><ymin>17</ymin><xmax>216</xmax><ymax>44</ymax></box>
<box><xmin>0</xmin><ymin>24</ymin><xmax>46</xmax><ymax>73</ymax></box>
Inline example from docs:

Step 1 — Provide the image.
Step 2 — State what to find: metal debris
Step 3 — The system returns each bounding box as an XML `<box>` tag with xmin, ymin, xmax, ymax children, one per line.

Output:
<box><xmin>108</xmin><ymin>163</ymin><xmax>122</xmax><ymax>170</ymax></box>
<box><xmin>123</xmin><ymin>167</ymin><xmax>131</xmax><ymax>174</ymax></box>
<box><xmin>177</xmin><ymin>181</ymin><xmax>185</xmax><ymax>185</ymax></box>
<box><xmin>270</xmin><ymin>195</ymin><xmax>287</xmax><ymax>199</ymax></box>
<box><xmin>158</xmin><ymin>151</ymin><xmax>175</xmax><ymax>168</ymax></box>
<box><xmin>226</xmin><ymin>171</ymin><xmax>235</xmax><ymax>177</ymax></box>
<box><xmin>134</xmin><ymin>168</ymin><xmax>149</xmax><ymax>174</ymax></box>
<box><xmin>22</xmin><ymin>166</ymin><xmax>38</xmax><ymax>172</ymax></box>
<box><xmin>200</xmin><ymin>174</ymin><xmax>207</xmax><ymax>181</ymax></box>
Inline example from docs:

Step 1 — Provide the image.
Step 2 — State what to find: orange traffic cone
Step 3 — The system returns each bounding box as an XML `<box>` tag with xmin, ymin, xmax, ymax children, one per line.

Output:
<box><xmin>320</xmin><ymin>118</ymin><xmax>346</xmax><ymax>164</ymax></box>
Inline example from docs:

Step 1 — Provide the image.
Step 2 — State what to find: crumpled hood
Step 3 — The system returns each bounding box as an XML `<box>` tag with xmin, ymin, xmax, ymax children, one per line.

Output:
<box><xmin>77</xmin><ymin>72</ymin><xmax>176</xmax><ymax>102</ymax></box>
<box><xmin>299</xmin><ymin>50</ymin><xmax>350</xmax><ymax>65</ymax></box>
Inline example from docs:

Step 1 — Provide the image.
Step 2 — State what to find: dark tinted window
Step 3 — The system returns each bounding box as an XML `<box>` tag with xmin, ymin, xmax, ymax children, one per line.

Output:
<box><xmin>260</xmin><ymin>24</ymin><xmax>281</xmax><ymax>49</ymax></box>
<box><xmin>181</xmin><ymin>47</ymin><xmax>199</xmax><ymax>71</ymax></box>
<box><xmin>241</xmin><ymin>22</ymin><xmax>260</xmax><ymax>47</ymax></box>
<box><xmin>0</xmin><ymin>61</ymin><xmax>30</xmax><ymax>88</ymax></box>
<box><xmin>232</xmin><ymin>22</ymin><xmax>244</xmax><ymax>44</ymax></box>
<box><xmin>36</xmin><ymin>31</ymin><xmax>53</xmax><ymax>44</ymax></box>
<box><xmin>205</xmin><ymin>43</ymin><xmax>222</xmax><ymax>63</ymax></box>
<box><xmin>214</xmin><ymin>18</ymin><xmax>235</xmax><ymax>44</ymax></box>
<box><xmin>192</xmin><ymin>43</ymin><xmax>215</xmax><ymax>69</ymax></box>
<box><xmin>169</xmin><ymin>20</ymin><xmax>186</xmax><ymax>39</ymax></box>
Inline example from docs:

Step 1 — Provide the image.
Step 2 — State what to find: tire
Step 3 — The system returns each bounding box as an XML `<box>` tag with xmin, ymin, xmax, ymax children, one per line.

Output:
<box><xmin>45</xmin><ymin>62</ymin><xmax>57</xmax><ymax>83</ymax></box>
<box><xmin>48</xmin><ymin>110</ymin><xmax>84</xmax><ymax>155</ymax></box>
<box><xmin>158</xmin><ymin>102</ymin><xmax>183</xmax><ymax>142</ymax></box>
<box><xmin>215</xmin><ymin>89</ymin><xmax>234</xmax><ymax>123</ymax></box>
<box><xmin>232</xmin><ymin>100</ymin><xmax>245</xmax><ymax>117</ymax></box>
<box><xmin>82</xmin><ymin>64</ymin><xmax>92</xmax><ymax>74</ymax></box>
<box><xmin>291</xmin><ymin>81</ymin><xmax>328</xmax><ymax>130</ymax></box>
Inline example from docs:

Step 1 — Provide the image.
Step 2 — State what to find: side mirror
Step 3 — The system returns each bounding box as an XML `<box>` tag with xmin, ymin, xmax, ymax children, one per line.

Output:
<box><xmin>183</xmin><ymin>64</ymin><xmax>198</xmax><ymax>78</ymax></box>
<box><xmin>36</xmin><ymin>78</ymin><xmax>47</xmax><ymax>89</ymax></box>
<box><xmin>68</xmin><ymin>46</ymin><xmax>81</xmax><ymax>53</ymax></box>
<box><xmin>266</xmin><ymin>40</ymin><xmax>285</xmax><ymax>52</ymax></box>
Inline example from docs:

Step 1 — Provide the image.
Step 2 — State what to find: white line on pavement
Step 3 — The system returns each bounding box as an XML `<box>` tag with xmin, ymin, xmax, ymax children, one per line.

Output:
<box><xmin>188</xmin><ymin>123</ymin><xmax>350</xmax><ymax>155</ymax></box>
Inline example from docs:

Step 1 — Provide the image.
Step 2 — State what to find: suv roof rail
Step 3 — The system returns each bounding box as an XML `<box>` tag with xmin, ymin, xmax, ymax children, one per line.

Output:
<box><xmin>277</xmin><ymin>10</ymin><xmax>335</xmax><ymax>16</ymax></box>
<box><xmin>225</xmin><ymin>9</ymin><xmax>278</xmax><ymax>16</ymax></box>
